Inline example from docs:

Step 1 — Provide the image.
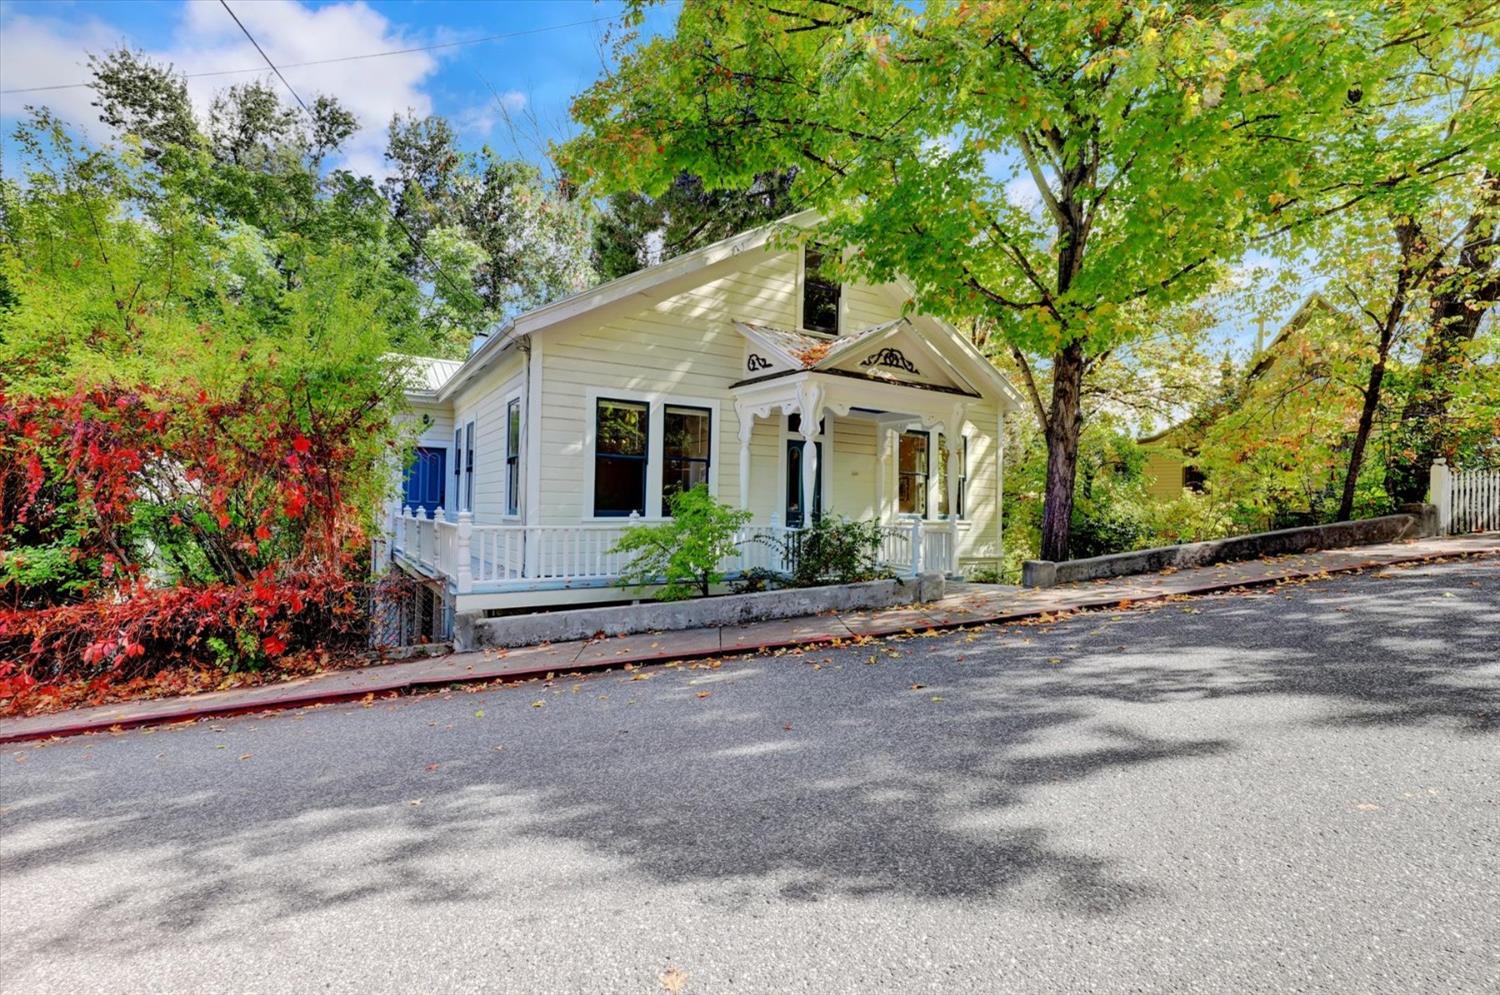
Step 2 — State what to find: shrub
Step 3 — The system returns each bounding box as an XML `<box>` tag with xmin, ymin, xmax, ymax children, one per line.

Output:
<box><xmin>758</xmin><ymin>515</ymin><xmax>888</xmax><ymax>587</ymax></box>
<box><xmin>0</xmin><ymin>568</ymin><xmax>391</xmax><ymax>714</ymax></box>
<box><xmin>611</xmin><ymin>486</ymin><xmax>753</xmax><ymax>600</ymax></box>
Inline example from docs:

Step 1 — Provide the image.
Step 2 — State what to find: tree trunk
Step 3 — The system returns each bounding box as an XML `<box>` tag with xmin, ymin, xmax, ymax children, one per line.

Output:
<box><xmin>1386</xmin><ymin>172</ymin><xmax>1498</xmax><ymax>504</ymax></box>
<box><xmin>1339</xmin><ymin>218</ymin><xmax>1418</xmax><ymax>521</ymax></box>
<box><xmin>1337</xmin><ymin>356</ymin><xmax>1388</xmax><ymax>522</ymax></box>
<box><xmin>1039</xmin><ymin>340</ymin><xmax>1086</xmax><ymax>562</ymax></box>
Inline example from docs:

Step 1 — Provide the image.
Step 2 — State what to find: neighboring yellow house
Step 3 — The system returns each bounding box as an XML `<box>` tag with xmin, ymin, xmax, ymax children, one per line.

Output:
<box><xmin>1138</xmin><ymin>294</ymin><xmax>1336</xmax><ymax>503</ymax></box>
<box><xmin>385</xmin><ymin>211</ymin><xmax>1024</xmax><ymax>637</ymax></box>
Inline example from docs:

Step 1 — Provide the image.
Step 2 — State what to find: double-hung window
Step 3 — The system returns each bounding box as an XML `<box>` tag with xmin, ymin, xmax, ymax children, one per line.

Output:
<box><xmin>452</xmin><ymin>427</ymin><xmax>462</xmax><ymax>511</ymax></box>
<box><xmin>463</xmin><ymin>420</ymin><xmax>475</xmax><ymax>512</ymax></box>
<box><xmin>593</xmin><ymin>399</ymin><xmax>649</xmax><ymax>516</ymax></box>
<box><xmin>802</xmin><ymin>245</ymin><xmax>840</xmax><ymax>334</ymax></box>
<box><xmin>662</xmin><ymin>405</ymin><xmax>711</xmax><ymax>508</ymax></box>
<box><xmin>505</xmin><ymin>398</ymin><xmax>521</xmax><ymax>516</ymax></box>
<box><xmin>898</xmin><ymin>431</ymin><xmax>928</xmax><ymax>516</ymax></box>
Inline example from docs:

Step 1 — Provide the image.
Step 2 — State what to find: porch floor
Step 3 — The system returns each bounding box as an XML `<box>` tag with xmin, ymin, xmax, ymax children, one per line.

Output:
<box><xmin>5</xmin><ymin>532</ymin><xmax>1497</xmax><ymax>743</ymax></box>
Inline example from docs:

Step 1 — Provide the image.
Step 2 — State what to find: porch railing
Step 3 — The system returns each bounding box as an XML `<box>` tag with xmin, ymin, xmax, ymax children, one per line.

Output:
<box><xmin>387</xmin><ymin>507</ymin><xmax>959</xmax><ymax>593</ymax></box>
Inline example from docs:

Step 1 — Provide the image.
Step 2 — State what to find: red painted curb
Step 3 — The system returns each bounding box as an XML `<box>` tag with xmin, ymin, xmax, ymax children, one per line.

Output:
<box><xmin>2</xmin><ymin>547</ymin><xmax>1494</xmax><ymax>745</ymax></box>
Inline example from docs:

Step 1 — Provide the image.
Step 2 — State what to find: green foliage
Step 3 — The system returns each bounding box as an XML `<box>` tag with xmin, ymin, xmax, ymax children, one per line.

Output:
<box><xmin>789</xmin><ymin>516</ymin><xmax>887</xmax><ymax>587</ymax></box>
<box><xmin>592</xmin><ymin>171</ymin><xmax>798</xmax><ymax>281</ymax></box>
<box><xmin>611</xmin><ymin>486</ymin><xmax>753</xmax><ymax>600</ymax></box>
<box><xmin>760</xmin><ymin>516</ymin><xmax>888</xmax><ymax>588</ymax></box>
<box><xmin>567</xmin><ymin>0</ymin><xmax>1498</xmax><ymax>561</ymax></box>
<box><xmin>383</xmin><ymin>112</ymin><xmax>594</xmax><ymax>349</ymax></box>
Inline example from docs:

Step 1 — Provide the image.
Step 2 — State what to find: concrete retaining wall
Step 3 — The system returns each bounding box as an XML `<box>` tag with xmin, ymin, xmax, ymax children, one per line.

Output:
<box><xmin>461</xmin><ymin>573</ymin><xmax>947</xmax><ymax>650</ymax></box>
<box><xmin>1020</xmin><ymin>506</ymin><xmax>1437</xmax><ymax>589</ymax></box>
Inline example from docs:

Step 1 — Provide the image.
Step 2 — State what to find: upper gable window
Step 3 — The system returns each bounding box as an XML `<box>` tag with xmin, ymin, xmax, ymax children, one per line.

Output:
<box><xmin>802</xmin><ymin>245</ymin><xmax>841</xmax><ymax>335</ymax></box>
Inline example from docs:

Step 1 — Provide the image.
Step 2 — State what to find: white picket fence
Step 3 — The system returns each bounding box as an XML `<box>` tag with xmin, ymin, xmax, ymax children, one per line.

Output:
<box><xmin>1430</xmin><ymin>459</ymin><xmax>1500</xmax><ymax>535</ymax></box>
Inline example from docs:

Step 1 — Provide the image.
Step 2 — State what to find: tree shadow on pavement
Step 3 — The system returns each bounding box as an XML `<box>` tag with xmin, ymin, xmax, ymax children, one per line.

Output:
<box><xmin>1</xmin><ymin>559</ymin><xmax>1494</xmax><ymax>967</ymax></box>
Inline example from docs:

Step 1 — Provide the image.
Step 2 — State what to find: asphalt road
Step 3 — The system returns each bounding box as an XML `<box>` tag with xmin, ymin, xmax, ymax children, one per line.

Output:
<box><xmin>2</xmin><ymin>558</ymin><xmax>1497</xmax><ymax>995</ymax></box>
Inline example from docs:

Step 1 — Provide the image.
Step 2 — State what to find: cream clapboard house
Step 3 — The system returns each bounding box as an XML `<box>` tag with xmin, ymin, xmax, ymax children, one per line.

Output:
<box><xmin>385</xmin><ymin>212</ymin><xmax>1022</xmax><ymax>638</ymax></box>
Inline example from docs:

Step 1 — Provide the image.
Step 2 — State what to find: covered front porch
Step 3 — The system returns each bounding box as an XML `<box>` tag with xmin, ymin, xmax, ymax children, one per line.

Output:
<box><xmin>385</xmin><ymin>316</ymin><xmax>1009</xmax><ymax>614</ymax></box>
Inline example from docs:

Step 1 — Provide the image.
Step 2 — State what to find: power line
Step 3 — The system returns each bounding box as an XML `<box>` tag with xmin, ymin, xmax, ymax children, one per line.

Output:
<box><xmin>216</xmin><ymin>0</ymin><xmax>493</xmax><ymax>322</ymax></box>
<box><xmin>218</xmin><ymin>0</ymin><xmax>308</xmax><ymax>113</ymax></box>
<box><xmin>1</xmin><ymin>15</ymin><xmax>610</xmax><ymax>95</ymax></box>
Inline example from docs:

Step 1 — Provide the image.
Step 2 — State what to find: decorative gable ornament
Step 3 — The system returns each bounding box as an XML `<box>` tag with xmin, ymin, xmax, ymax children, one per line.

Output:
<box><xmin>860</xmin><ymin>347</ymin><xmax>920</xmax><ymax>375</ymax></box>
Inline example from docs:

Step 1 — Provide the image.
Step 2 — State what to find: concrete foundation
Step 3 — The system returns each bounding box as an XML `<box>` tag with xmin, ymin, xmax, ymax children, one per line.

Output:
<box><xmin>1021</xmin><ymin>507</ymin><xmax>1437</xmax><ymax>589</ymax></box>
<box><xmin>462</xmin><ymin>573</ymin><xmax>947</xmax><ymax>650</ymax></box>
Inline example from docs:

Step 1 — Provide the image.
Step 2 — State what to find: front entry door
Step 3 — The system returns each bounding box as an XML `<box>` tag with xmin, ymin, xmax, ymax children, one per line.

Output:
<box><xmin>785</xmin><ymin>440</ymin><xmax>823</xmax><ymax>528</ymax></box>
<box><xmin>402</xmin><ymin>446</ymin><xmax>447</xmax><ymax>516</ymax></box>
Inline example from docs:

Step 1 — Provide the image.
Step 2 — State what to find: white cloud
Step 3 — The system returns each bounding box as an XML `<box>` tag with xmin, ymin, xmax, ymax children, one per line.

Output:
<box><xmin>0</xmin><ymin>13</ymin><xmax>127</xmax><ymax>138</ymax></box>
<box><xmin>2</xmin><ymin>0</ymin><xmax>447</xmax><ymax>180</ymax></box>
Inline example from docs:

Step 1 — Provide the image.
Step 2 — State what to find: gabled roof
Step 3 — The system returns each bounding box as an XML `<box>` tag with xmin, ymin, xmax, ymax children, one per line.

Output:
<box><xmin>737</xmin><ymin>318</ymin><xmax>903</xmax><ymax>370</ymax></box>
<box><xmin>1138</xmin><ymin>292</ymin><xmax>1340</xmax><ymax>446</ymax></box>
<box><xmin>435</xmin><ymin>209</ymin><xmax>822</xmax><ymax>399</ymax></box>
<box><xmin>404</xmin><ymin>207</ymin><xmax>1021</xmax><ymax>413</ymax></box>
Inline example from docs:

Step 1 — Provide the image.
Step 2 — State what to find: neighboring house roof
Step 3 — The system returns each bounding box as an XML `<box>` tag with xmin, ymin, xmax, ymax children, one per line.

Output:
<box><xmin>1139</xmin><ymin>291</ymin><xmax>1338</xmax><ymax>448</ymax></box>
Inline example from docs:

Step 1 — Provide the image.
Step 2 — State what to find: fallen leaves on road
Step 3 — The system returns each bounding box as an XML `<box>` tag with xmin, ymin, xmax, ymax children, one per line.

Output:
<box><xmin>660</xmin><ymin>966</ymin><xmax>689</xmax><ymax>994</ymax></box>
<box><xmin>909</xmin><ymin>683</ymin><xmax>926</xmax><ymax>690</ymax></box>
<box><xmin>531</xmin><ymin>700</ymin><xmax>545</xmax><ymax>708</ymax></box>
<box><xmin>696</xmin><ymin>691</ymin><xmax>711</xmax><ymax>699</ymax></box>
<box><xmin>238</xmin><ymin>753</ymin><xmax>253</xmax><ymax>761</ymax></box>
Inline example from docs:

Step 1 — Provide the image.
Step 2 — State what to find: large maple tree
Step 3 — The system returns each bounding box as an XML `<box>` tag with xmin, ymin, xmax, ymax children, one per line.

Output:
<box><xmin>564</xmin><ymin>0</ymin><xmax>1490</xmax><ymax>559</ymax></box>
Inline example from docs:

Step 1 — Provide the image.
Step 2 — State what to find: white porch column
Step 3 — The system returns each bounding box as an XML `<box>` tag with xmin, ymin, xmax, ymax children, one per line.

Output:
<box><xmin>735</xmin><ymin>403</ymin><xmax>755</xmax><ymax>512</ymax></box>
<box><xmin>798</xmin><ymin>383</ymin><xmax>824</xmax><ymax>523</ymax></box>
<box><xmin>877</xmin><ymin>426</ymin><xmax>897</xmax><ymax>522</ymax></box>
<box><xmin>945</xmin><ymin>403</ymin><xmax>966</xmax><ymax>574</ymax></box>
<box><xmin>455</xmin><ymin>511</ymin><xmax>474</xmax><ymax>594</ymax></box>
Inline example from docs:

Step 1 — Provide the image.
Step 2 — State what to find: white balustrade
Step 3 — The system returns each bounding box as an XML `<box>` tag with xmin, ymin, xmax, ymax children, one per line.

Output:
<box><xmin>387</xmin><ymin>511</ymin><xmax>963</xmax><ymax>589</ymax></box>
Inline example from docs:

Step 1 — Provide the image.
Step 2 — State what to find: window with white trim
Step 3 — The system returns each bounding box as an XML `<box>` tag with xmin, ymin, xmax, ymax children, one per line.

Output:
<box><xmin>505</xmin><ymin>398</ymin><xmax>521</xmax><ymax>516</ymax></box>
<box><xmin>898</xmin><ymin>431</ymin><xmax>928</xmax><ymax>516</ymax></box>
<box><xmin>802</xmin><ymin>244</ymin><xmax>840</xmax><ymax>334</ymax></box>
<box><xmin>593</xmin><ymin>399</ymin><xmax>649</xmax><ymax>517</ymax></box>
<box><xmin>936</xmin><ymin>433</ymin><xmax>968</xmax><ymax>519</ymax></box>
<box><xmin>463</xmin><ymin>420</ymin><xmax>475</xmax><ymax>512</ymax></box>
<box><xmin>662</xmin><ymin>404</ymin><xmax>711</xmax><ymax>508</ymax></box>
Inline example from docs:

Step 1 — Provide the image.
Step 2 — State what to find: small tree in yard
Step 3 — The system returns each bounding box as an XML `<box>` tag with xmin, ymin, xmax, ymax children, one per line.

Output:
<box><xmin>612</xmin><ymin>486</ymin><xmax>753</xmax><ymax>600</ymax></box>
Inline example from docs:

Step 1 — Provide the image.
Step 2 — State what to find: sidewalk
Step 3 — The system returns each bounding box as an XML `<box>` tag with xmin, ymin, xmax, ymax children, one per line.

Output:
<box><xmin>3</xmin><ymin>533</ymin><xmax>1496</xmax><ymax>744</ymax></box>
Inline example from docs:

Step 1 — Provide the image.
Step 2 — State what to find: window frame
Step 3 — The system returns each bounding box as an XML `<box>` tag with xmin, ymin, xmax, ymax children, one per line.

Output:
<box><xmin>582</xmin><ymin>388</ymin><xmax>722</xmax><ymax>521</ymax></box>
<box><xmin>504</xmin><ymin>395</ymin><xmax>522</xmax><ymax>517</ymax></box>
<box><xmin>799</xmin><ymin>243</ymin><xmax>842</xmax><ymax>335</ymax></box>
<box><xmin>462</xmin><ymin>419</ymin><xmax>475</xmax><ymax>513</ymax></box>
<box><xmin>661</xmin><ymin>403</ymin><xmax>713</xmax><ymax>514</ymax></box>
<box><xmin>592</xmin><ymin>397</ymin><xmax>651</xmax><ymax>518</ymax></box>
<box><xmin>452</xmin><ymin>426</ymin><xmax>462</xmax><ymax>512</ymax></box>
<box><xmin>897</xmin><ymin>430</ymin><xmax>929</xmax><ymax>518</ymax></box>
<box><xmin>936</xmin><ymin>433</ymin><xmax>970</xmax><ymax>520</ymax></box>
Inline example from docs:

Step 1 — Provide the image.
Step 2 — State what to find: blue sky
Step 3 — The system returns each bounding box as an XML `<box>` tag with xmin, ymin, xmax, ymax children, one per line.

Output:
<box><xmin>0</xmin><ymin>0</ymin><xmax>678</xmax><ymax>177</ymax></box>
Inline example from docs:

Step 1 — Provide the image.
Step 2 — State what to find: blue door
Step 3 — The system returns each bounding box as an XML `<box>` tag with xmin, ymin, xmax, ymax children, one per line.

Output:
<box><xmin>403</xmin><ymin>446</ymin><xmax>447</xmax><ymax>516</ymax></box>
